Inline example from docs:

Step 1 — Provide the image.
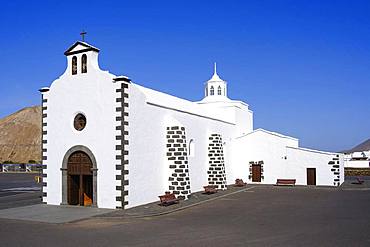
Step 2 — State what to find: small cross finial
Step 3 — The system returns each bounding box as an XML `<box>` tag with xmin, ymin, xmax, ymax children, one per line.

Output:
<box><xmin>80</xmin><ymin>30</ymin><xmax>87</xmax><ymax>42</ymax></box>
<box><xmin>214</xmin><ymin>62</ymin><xmax>217</xmax><ymax>75</ymax></box>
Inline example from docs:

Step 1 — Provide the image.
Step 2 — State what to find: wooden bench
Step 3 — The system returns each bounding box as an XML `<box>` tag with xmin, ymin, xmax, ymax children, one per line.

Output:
<box><xmin>276</xmin><ymin>179</ymin><xmax>296</xmax><ymax>186</ymax></box>
<box><xmin>158</xmin><ymin>192</ymin><xmax>180</xmax><ymax>206</ymax></box>
<box><xmin>355</xmin><ymin>177</ymin><xmax>364</xmax><ymax>185</ymax></box>
<box><xmin>203</xmin><ymin>185</ymin><xmax>218</xmax><ymax>194</ymax></box>
<box><xmin>234</xmin><ymin>179</ymin><xmax>246</xmax><ymax>187</ymax></box>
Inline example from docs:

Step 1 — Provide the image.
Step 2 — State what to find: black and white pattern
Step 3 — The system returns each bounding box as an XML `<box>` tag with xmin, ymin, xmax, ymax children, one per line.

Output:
<box><xmin>207</xmin><ymin>134</ymin><xmax>227</xmax><ymax>190</ymax></box>
<box><xmin>166</xmin><ymin>126</ymin><xmax>191</xmax><ymax>199</ymax></box>
<box><xmin>248</xmin><ymin>161</ymin><xmax>264</xmax><ymax>181</ymax></box>
<box><xmin>39</xmin><ymin>89</ymin><xmax>49</xmax><ymax>202</ymax></box>
<box><xmin>329</xmin><ymin>154</ymin><xmax>341</xmax><ymax>186</ymax></box>
<box><xmin>113</xmin><ymin>77</ymin><xmax>130</xmax><ymax>209</ymax></box>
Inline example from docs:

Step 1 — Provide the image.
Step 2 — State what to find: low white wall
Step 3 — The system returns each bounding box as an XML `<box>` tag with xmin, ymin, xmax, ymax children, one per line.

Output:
<box><xmin>344</xmin><ymin>160</ymin><xmax>370</xmax><ymax>168</ymax></box>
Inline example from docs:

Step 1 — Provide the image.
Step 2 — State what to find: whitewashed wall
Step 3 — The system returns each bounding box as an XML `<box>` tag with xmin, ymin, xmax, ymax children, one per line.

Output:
<box><xmin>230</xmin><ymin>129</ymin><xmax>297</xmax><ymax>184</ymax></box>
<box><xmin>44</xmin><ymin>50</ymin><xmax>118</xmax><ymax>209</ymax></box>
<box><xmin>231</xmin><ymin>129</ymin><xmax>343</xmax><ymax>186</ymax></box>
<box><xmin>344</xmin><ymin>160</ymin><xmax>370</xmax><ymax>168</ymax></box>
<box><xmin>44</xmin><ymin>42</ymin><xmax>343</xmax><ymax>210</ymax></box>
<box><xmin>126</xmin><ymin>84</ymin><xmax>241</xmax><ymax>208</ymax></box>
<box><xmin>286</xmin><ymin>147</ymin><xmax>344</xmax><ymax>186</ymax></box>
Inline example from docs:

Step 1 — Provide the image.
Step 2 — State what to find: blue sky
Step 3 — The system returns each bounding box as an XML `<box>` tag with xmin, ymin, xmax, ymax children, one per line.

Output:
<box><xmin>0</xmin><ymin>0</ymin><xmax>369</xmax><ymax>151</ymax></box>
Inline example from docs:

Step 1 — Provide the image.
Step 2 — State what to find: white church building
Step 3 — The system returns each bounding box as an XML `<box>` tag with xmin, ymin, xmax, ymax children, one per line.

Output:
<box><xmin>39</xmin><ymin>41</ymin><xmax>344</xmax><ymax>209</ymax></box>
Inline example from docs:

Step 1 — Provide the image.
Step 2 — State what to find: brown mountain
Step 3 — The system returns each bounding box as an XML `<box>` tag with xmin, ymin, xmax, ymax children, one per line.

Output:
<box><xmin>0</xmin><ymin>106</ymin><xmax>41</xmax><ymax>163</ymax></box>
<box><xmin>344</xmin><ymin>138</ymin><xmax>370</xmax><ymax>153</ymax></box>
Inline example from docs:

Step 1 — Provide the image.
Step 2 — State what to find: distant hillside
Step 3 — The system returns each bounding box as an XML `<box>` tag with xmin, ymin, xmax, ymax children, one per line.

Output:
<box><xmin>0</xmin><ymin>106</ymin><xmax>41</xmax><ymax>163</ymax></box>
<box><xmin>344</xmin><ymin>138</ymin><xmax>370</xmax><ymax>153</ymax></box>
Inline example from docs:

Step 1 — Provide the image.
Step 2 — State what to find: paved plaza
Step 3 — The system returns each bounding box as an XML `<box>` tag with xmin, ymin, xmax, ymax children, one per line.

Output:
<box><xmin>0</xmin><ymin>174</ymin><xmax>370</xmax><ymax>246</ymax></box>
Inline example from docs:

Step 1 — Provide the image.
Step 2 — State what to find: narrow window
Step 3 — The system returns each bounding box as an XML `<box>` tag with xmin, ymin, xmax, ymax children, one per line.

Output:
<box><xmin>189</xmin><ymin>139</ymin><xmax>195</xmax><ymax>157</ymax></box>
<box><xmin>72</xmin><ymin>56</ymin><xmax>77</xmax><ymax>75</ymax></box>
<box><xmin>210</xmin><ymin>86</ymin><xmax>214</xmax><ymax>96</ymax></box>
<box><xmin>205</xmin><ymin>87</ymin><xmax>208</xmax><ymax>96</ymax></box>
<box><xmin>81</xmin><ymin>54</ymin><xmax>87</xmax><ymax>73</ymax></box>
<box><xmin>218</xmin><ymin>86</ymin><xmax>222</xmax><ymax>95</ymax></box>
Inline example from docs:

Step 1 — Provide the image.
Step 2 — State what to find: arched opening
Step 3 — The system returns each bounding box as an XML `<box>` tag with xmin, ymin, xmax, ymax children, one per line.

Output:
<box><xmin>67</xmin><ymin>151</ymin><xmax>93</xmax><ymax>206</ymax></box>
<box><xmin>72</xmin><ymin>56</ymin><xmax>77</xmax><ymax>75</ymax></box>
<box><xmin>61</xmin><ymin>146</ymin><xmax>97</xmax><ymax>207</ymax></box>
<box><xmin>210</xmin><ymin>86</ymin><xmax>214</xmax><ymax>96</ymax></box>
<box><xmin>189</xmin><ymin>139</ymin><xmax>195</xmax><ymax>157</ymax></box>
<box><xmin>217</xmin><ymin>86</ymin><xmax>222</xmax><ymax>95</ymax></box>
<box><xmin>81</xmin><ymin>54</ymin><xmax>87</xmax><ymax>73</ymax></box>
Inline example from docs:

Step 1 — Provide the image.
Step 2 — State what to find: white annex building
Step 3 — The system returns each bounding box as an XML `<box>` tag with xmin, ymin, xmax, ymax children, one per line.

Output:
<box><xmin>344</xmin><ymin>151</ymin><xmax>370</xmax><ymax>168</ymax></box>
<box><xmin>39</xmin><ymin>41</ymin><xmax>344</xmax><ymax>209</ymax></box>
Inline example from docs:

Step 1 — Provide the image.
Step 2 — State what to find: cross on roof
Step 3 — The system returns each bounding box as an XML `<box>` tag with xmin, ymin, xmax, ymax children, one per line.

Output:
<box><xmin>80</xmin><ymin>31</ymin><xmax>87</xmax><ymax>42</ymax></box>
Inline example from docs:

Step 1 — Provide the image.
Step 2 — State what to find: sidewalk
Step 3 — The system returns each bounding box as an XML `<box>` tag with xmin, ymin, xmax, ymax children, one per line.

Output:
<box><xmin>97</xmin><ymin>185</ymin><xmax>254</xmax><ymax>219</ymax></box>
<box><xmin>0</xmin><ymin>204</ymin><xmax>114</xmax><ymax>224</ymax></box>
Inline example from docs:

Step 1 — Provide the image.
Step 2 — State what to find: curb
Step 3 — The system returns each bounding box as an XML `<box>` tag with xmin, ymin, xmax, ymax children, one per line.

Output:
<box><xmin>96</xmin><ymin>186</ymin><xmax>256</xmax><ymax>219</ymax></box>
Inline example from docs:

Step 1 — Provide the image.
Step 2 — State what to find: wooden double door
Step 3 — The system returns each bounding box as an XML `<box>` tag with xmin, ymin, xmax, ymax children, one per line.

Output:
<box><xmin>67</xmin><ymin>151</ymin><xmax>93</xmax><ymax>206</ymax></box>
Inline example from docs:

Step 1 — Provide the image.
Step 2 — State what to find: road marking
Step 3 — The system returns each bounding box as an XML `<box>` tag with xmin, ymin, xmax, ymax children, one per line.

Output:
<box><xmin>342</xmin><ymin>188</ymin><xmax>370</xmax><ymax>191</ymax></box>
<box><xmin>1</xmin><ymin>187</ymin><xmax>41</xmax><ymax>192</ymax></box>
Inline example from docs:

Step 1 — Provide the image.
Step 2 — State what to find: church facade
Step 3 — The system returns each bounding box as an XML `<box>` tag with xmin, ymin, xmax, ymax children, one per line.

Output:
<box><xmin>39</xmin><ymin>41</ymin><xmax>344</xmax><ymax>209</ymax></box>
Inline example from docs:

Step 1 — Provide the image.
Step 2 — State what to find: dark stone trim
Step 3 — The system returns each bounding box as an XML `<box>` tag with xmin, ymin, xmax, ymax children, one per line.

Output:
<box><xmin>113</xmin><ymin>76</ymin><xmax>131</xmax><ymax>83</ymax></box>
<box><xmin>115</xmin><ymin>81</ymin><xmax>130</xmax><ymax>208</ymax></box>
<box><xmin>40</xmin><ymin>92</ymin><xmax>47</xmax><ymax>202</ymax></box>
<box><xmin>64</xmin><ymin>47</ymin><xmax>100</xmax><ymax>56</ymax></box>
<box><xmin>64</xmin><ymin>41</ymin><xmax>100</xmax><ymax>55</ymax></box>
<box><xmin>39</xmin><ymin>88</ymin><xmax>50</xmax><ymax>93</ymax></box>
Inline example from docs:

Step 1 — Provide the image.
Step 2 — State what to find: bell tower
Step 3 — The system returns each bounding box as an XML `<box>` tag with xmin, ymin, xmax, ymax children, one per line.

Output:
<box><xmin>63</xmin><ymin>38</ymin><xmax>100</xmax><ymax>76</ymax></box>
<box><xmin>204</xmin><ymin>63</ymin><xmax>228</xmax><ymax>100</ymax></box>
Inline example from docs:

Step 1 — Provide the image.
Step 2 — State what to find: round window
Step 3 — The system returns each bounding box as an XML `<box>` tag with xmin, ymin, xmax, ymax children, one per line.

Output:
<box><xmin>74</xmin><ymin>113</ymin><xmax>87</xmax><ymax>131</ymax></box>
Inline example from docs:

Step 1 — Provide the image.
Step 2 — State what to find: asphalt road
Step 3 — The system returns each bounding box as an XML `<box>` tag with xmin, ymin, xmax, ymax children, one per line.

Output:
<box><xmin>0</xmin><ymin>173</ymin><xmax>42</xmax><ymax>210</ymax></box>
<box><xmin>0</xmin><ymin>180</ymin><xmax>369</xmax><ymax>246</ymax></box>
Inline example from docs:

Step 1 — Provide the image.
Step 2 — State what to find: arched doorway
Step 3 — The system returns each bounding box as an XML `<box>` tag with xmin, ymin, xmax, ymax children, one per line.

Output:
<box><xmin>67</xmin><ymin>151</ymin><xmax>93</xmax><ymax>206</ymax></box>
